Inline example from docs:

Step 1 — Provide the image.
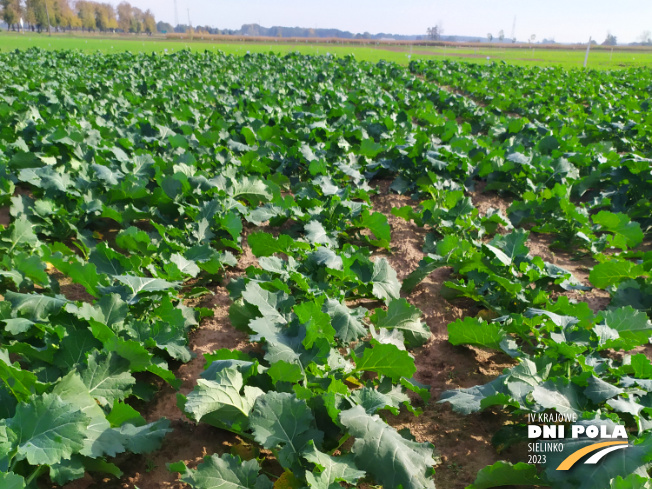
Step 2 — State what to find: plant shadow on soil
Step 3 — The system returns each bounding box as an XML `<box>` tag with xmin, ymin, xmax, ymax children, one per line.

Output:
<box><xmin>57</xmin><ymin>179</ymin><xmax>618</xmax><ymax>489</ymax></box>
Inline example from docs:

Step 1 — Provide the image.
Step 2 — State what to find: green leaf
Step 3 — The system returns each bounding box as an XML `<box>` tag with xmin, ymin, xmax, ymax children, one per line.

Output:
<box><xmin>170</xmin><ymin>253</ymin><xmax>201</xmax><ymax>278</ymax></box>
<box><xmin>593</xmin><ymin>211</ymin><xmax>644</xmax><ymax>250</ymax></box>
<box><xmin>182</xmin><ymin>367</ymin><xmax>263</xmax><ymax>432</ymax></box>
<box><xmin>323</xmin><ymin>299</ymin><xmax>367</xmax><ymax>345</ymax></box>
<box><xmin>359</xmin><ymin>139</ymin><xmax>383</xmax><ymax>158</ymax></box>
<box><xmin>115</xmin><ymin>275</ymin><xmax>180</xmax><ymax>298</ymax></box>
<box><xmin>267</xmin><ymin>361</ymin><xmax>304</xmax><ymax>385</ymax></box>
<box><xmin>0</xmin><ymin>423</ymin><xmax>18</xmax><ymax>471</ymax></box>
<box><xmin>81</xmin><ymin>351</ymin><xmax>135</xmax><ymax>407</ymax></box>
<box><xmin>304</xmin><ymin>221</ymin><xmax>336</xmax><ymax>247</ymax></box>
<box><xmin>448</xmin><ymin>316</ymin><xmax>506</xmax><ymax>351</ymax></box>
<box><xmin>467</xmin><ymin>461</ymin><xmax>542</xmax><ymax>489</ymax></box>
<box><xmin>180</xmin><ymin>453</ymin><xmax>273</xmax><ymax>489</ymax></box>
<box><xmin>359</xmin><ymin>210</ymin><xmax>391</xmax><ymax>242</ymax></box>
<box><xmin>532</xmin><ymin>378</ymin><xmax>588</xmax><ymax>417</ymax></box>
<box><xmin>488</xmin><ymin>229</ymin><xmax>529</xmax><ymax>265</ymax></box>
<box><xmin>249</xmin><ymin>392</ymin><xmax>324</xmax><ymax>470</ymax></box>
<box><xmin>589</xmin><ymin>261</ymin><xmax>637</xmax><ymax>289</ymax></box>
<box><xmin>0</xmin><ymin>350</ymin><xmax>48</xmax><ymax>401</ymax></box>
<box><xmin>113</xmin><ymin>419</ymin><xmax>171</xmax><ymax>454</ymax></box>
<box><xmin>0</xmin><ymin>472</ymin><xmax>26</xmax><ymax>489</ymax></box>
<box><xmin>339</xmin><ymin>406</ymin><xmax>436</xmax><ymax>489</ymax></box>
<box><xmin>230</xmin><ymin>177</ymin><xmax>272</xmax><ymax>205</ymax></box>
<box><xmin>371</xmin><ymin>299</ymin><xmax>430</xmax><ymax>348</ymax></box>
<box><xmin>438</xmin><ymin>376</ymin><xmax>509</xmax><ymax>414</ymax></box>
<box><xmin>8</xmin><ymin>393</ymin><xmax>90</xmax><ymax>465</ymax></box>
<box><xmin>52</xmin><ymin>373</ymin><xmax>123</xmax><ymax>458</ymax></box>
<box><xmin>4</xmin><ymin>291</ymin><xmax>67</xmax><ymax>321</ymax></box>
<box><xmin>303</xmin><ymin>441</ymin><xmax>366</xmax><ymax>489</ymax></box>
<box><xmin>371</xmin><ymin>258</ymin><xmax>401</xmax><ymax>303</ymax></box>
<box><xmin>353</xmin><ymin>340</ymin><xmax>416</xmax><ymax>381</ymax></box>
<box><xmin>3</xmin><ymin>216</ymin><xmax>38</xmax><ymax>252</ymax></box>
<box><xmin>599</xmin><ymin>307</ymin><xmax>652</xmax><ymax>349</ymax></box>
<box><xmin>295</xmin><ymin>298</ymin><xmax>335</xmax><ymax>349</ymax></box>
<box><xmin>609</xmin><ymin>474</ymin><xmax>652</xmax><ymax>489</ymax></box>
<box><xmin>584</xmin><ymin>375</ymin><xmax>624</xmax><ymax>404</ymax></box>
<box><xmin>242</xmin><ymin>282</ymin><xmax>293</xmax><ymax>325</ymax></box>
<box><xmin>247</xmin><ymin>232</ymin><xmax>308</xmax><ymax>257</ymax></box>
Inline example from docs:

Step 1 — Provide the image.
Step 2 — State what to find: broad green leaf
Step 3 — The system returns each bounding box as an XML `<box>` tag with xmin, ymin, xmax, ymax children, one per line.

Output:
<box><xmin>170</xmin><ymin>253</ymin><xmax>201</xmax><ymax>278</ymax></box>
<box><xmin>113</xmin><ymin>419</ymin><xmax>171</xmax><ymax>454</ymax></box>
<box><xmin>371</xmin><ymin>258</ymin><xmax>400</xmax><ymax>303</ymax></box>
<box><xmin>3</xmin><ymin>216</ymin><xmax>38</xmax><ymax>252</ymax></box>
<box><xmin>4</xmin><ymin>291</ymin><xmax>67</xmax><ymax>320</ymax></box>
<box><xmin>180</xmin><ymin>453</ymin><xmax>273</xmax><ymax>489</ymax></box>
<box><xmin>439</xmin><ymin>375</ymin><xmax>510</xmax><ymax>414</ymax></box>
<box><xmin>359</xmin><ymin>210</ymin><xmax>391</xmax><ymax>243</ymax></box>
<box><xmin>585</xmin><ymin>376</ymin><xmax>624</xmax><ymax>404</ymax></box>
<box><xmin>81</xmin><ymin>351</ymin><xmax>135</xmax><ymax>407</ymax></box>
<box><xmin>182</xmin><ymin>367</ymin><xmax>263</xmax><ymax>432</ymax></box>
<box><xmin>353</xmin><ymin>340</ymin><xmax>416</xmax><ymax>381</ymax></box>
<box><xmin>8</xmin><ymin>393</ymin><xmax>90</xmax><ymax>465</ymax></box>
<box><xmin>0</xmin><ymin>472</ymin><xmax>25</xmax><ymax>489</ymax></box>
<box><xmin>589</xmin><ymin>261</ymin><xmax>637</xmax><ymax>289</ymax></box>
<box><xmin>52</xmin><ymin>373</ymin><xmax>123</xmax><ymax>458</ymax></box>
<box><xmin>532</xmin><ymin>379</ymin><xmax>588</xmax><ymax>417</ymax></box>
<box><xmin>448</xmin><ymin>316</ymin><xmax>506</xmax><ymax>351</ymax></box>
<box><xmin>599</xmin><ymin>307</ymin><xmax>652</xmax><ymax>349</ymax></box>
<box><xmin>249</xmin><ymin>392</ymin><xmax>324</xmax><ymax>470</ymax></box>
<box><xmin>242</xmin><ymin>282</ymin><xmax>293</xmax><ymax>325</ymax></box>
<box><xmin>114</xmin><ymin>275</ymin><xmax>180</xmax><ymax>299</ymax></box>
<box><xmin>303</xmin><ymin>442</ymin><xmax>365</xmax><ymax>489</ymax></box>
<box><xmin>339</xmin><ymin>406</ymin><xmax>436</xmax><ymax>489</ymax></box>
<box><xmin>304</xmin><ymin>221</ymin><xmax>336</xmax><ymax>247</ymax></box>
<box><xmin>609</xmin><ymin>474</ymin><xmax>652</xmax><ymax>489</ymax></box>
<box><xmin>247</xmin><ymin>232</ymin><xmax>308</xmax><ymax>257</ymax></box>
<box><xmin>371</xmin><ymin>298</ymin><xmax>430</xmax><ymax>348</ymax></box>
<box><xmin>295</xmin><ymin>299</ymin><xmax>335</xmax><ymax>349</ymax></box>
<box><xmin>0</xmin><ymin>350</ymin><xmax>47</xmax><ymax>401</ymax></box>
<box><xmin>230</xmin><ymin>177</ymin><xmax>272</xmax><ymax>205</ymax></box>
<box><xmin>323</xmin><ymin>299</ymin><xmax>367</xmax><ymax>345</ymax></box>
<box><xmin>467</xmin><ymin>461</ymin><xmax>542</xmax><ymax>489</ymax></box>
<box><xmin>593</xmin><ymin>211</ymin><xmax>644</xmax><ymax>250</ymax></box>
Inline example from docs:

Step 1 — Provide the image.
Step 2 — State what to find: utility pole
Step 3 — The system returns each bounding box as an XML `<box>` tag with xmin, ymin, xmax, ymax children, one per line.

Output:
<box><xmin>511</xmin><ymin>16</ymin><xmax>516</xmax><ymax>43</ymax></box>
<box><xmin>173</xmin><ymin>0</ymin><xmax>179</xmax><ymax>31</ymax></box>
<box><xmin>44</xmin><ymin>0</ymin><xmax>52</xmax><ymax>36</ymax></box>
<box><xmin>187</xmin><ymin>8</ymin><xmax>193</xmax><ymax>40</ymax></box>
<box><xmin>584</xmin><ymin>37</ymin><xmax>591</xmax><ymax>68</ymax></box>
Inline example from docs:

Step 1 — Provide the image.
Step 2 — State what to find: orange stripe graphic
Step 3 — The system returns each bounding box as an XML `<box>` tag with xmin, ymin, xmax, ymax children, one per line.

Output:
<box><xmin>556</xmin><ymin>441</ymin><xmax>629</xmax><ymax>470</ymax></box>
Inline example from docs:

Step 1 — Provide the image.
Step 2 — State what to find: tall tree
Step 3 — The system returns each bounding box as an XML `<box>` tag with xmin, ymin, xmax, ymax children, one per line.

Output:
<box><xmin>142</xmin><ymin>8</ymin><xmax>155</xmax><ymax>35</ymax></box>
<box><xmin>25</xmin><ymin>0</ymin><xmax>50</xmax><ymax>32</ymax></box>
<box><xmin>130</xmin><ymin>6</ymin><xmax>143</xmax><ymax>33</ymax></box>
<box><xmin>52</xmin><ymin>0</ymin><xmax>80</xmax><ymax>30</ymax></box>
<box><xmin>602</xmin><ymin>32</ymin><xmax>617</xmax><ymax>46</ymax></box>
<box><xmin>76</xmin><ymin>0</ymin><xmax>96</xmax><ymax>31</ymax></box>
<box><xmin>640</xmin><ymin>30</ymin><xmax>652</xmax><ymax>45</ymax></box>
<box><xmin>94</xmin><ymin>2</ymin><xmax>117</xmax><ymax>31</ymax></box>
<box><xmin>1</xmin><ymin>0</ymin><xmax>22</xmax><ymax>30</ymax></box>
<box><xmin>116</xmin><ymin>1</ymin><xmax>132</xmax><ymax>32</ymax></box>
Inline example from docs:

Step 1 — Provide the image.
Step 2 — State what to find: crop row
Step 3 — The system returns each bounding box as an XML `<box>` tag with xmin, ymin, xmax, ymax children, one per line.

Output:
<box><xmin>0</xmin><ymin>49</ymin><xmax>650</xmax><ymax>488</ymax></box>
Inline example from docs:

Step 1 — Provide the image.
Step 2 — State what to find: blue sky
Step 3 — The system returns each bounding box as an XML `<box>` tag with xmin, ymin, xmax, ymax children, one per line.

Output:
<box><xmin>109</xmin><ymin>0</ymin><xmax>651</xmax><ymax>44</ymax></box>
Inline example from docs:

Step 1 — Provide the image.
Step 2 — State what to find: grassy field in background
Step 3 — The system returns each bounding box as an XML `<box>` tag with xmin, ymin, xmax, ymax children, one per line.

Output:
<box><xmin>1</xmin><ymin>31</ymin><xmax>651</xmax><ymax>69</ymax></box>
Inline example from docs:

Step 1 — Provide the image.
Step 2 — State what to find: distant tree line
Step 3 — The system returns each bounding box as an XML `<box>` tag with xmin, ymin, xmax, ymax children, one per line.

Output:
<box><xmin>158</xmin><ymin>22</ymin><xmax>422</xmax><ymax>41</ymax></box>
<box><xmin>0</xmin><ymin>0</ymin><xmax>156</xmax><ymax>34</ymax></box>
